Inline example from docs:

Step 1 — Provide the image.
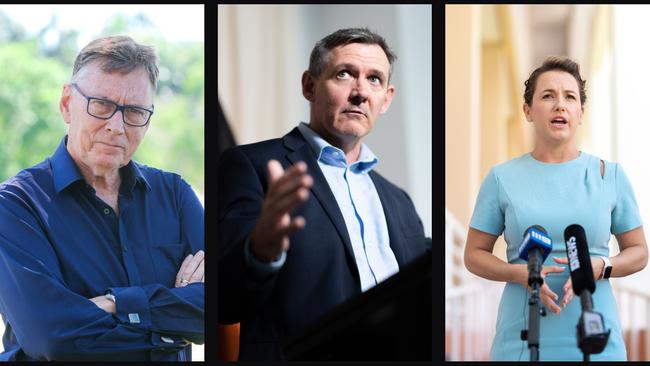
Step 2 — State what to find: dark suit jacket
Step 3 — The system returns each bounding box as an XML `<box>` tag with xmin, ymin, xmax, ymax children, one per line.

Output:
<box><xmin>217</xmin><ymin>127</ymin><xmax>427</xmax><ymax>361</ymax></box>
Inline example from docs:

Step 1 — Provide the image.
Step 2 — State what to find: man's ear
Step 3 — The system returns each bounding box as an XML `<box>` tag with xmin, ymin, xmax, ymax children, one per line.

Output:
<box><xmin>60</xmin><ymin>84</ymin><xmax>72</xmax><ymax>125</ymax></box>
<box><xmin>379</xmin><ymin>84</ymin><xmax>396</xmax><ymax>114</ymax></box>
<box><xmin>301</xmin><ymin>71</ymin><xmax>316</xmax><ymax>102</ymax></box>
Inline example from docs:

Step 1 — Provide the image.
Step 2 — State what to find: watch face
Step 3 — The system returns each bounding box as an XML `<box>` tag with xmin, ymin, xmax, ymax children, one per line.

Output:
<box><xmin>604</xmin><ymin>266</ymin><xmax>612</xmax><ymax>279</ymax></box>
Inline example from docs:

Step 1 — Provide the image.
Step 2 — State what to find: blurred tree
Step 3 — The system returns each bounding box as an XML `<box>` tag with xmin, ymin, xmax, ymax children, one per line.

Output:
<box><xmin>0</xmin><ymin>40</ymin><xmax>67</xmax><ymax>179</ymax></box>
<box><xmin>0</xmin><ymin>9</ymin><xmax>26</xmax><ymax>42</ymax></box>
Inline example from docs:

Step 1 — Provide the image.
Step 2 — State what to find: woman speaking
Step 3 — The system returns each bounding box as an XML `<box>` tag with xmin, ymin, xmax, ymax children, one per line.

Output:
<box><xmin>464</xmin><ymin>56</ymin><xmax>648</xmax><ymax>361</ymax></box>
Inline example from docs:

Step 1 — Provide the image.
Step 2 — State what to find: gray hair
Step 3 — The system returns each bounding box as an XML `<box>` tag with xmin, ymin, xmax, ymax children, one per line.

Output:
<box><xmin>71</xmin><ymin>35</ymin><xmax>159</xmax><ymax>88</ymax></box>
<box><xmin>308</xmin><ymin>27</ymin><xmax>397</xmax><ymax>83</ymax></box>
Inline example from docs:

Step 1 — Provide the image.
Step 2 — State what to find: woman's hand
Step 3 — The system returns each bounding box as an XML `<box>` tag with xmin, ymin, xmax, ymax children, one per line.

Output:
<box><xmin>533</xmin><ymin>264</ymin><xmax>565</xmax><ymax>314</ymax></box>
<box><xmin>551</xmin><ymin>256</ymin><xmax>605</xmax><ymax>309</ymax></box>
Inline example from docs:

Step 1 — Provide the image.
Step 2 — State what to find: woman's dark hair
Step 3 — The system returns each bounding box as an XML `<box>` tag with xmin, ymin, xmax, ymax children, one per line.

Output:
<box><xmin>524</xmin><ymin>56</ymin><xmax>586</xmax><ymax>106</ymax></box>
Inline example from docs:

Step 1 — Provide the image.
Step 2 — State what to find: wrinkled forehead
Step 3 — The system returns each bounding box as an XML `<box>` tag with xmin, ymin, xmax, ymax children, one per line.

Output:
<box><xmin>326</xmin><ymin>43</ymin><xmax>391</xmax><ymax>72</ymax></box>
<box><xmin>74</xmin><ymin>59</ymin><xmax>156</xmax><ymax>91</ymax></box>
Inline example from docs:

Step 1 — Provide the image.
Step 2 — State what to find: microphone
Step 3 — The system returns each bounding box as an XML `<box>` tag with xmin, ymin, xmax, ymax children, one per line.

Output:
<box><xmin>518</xmin><ymin>225</ymin><xmax>553</xmax><ymax>286</ymax></box>
<box><xmin>563</xmin><ymin>224</ymin><xmax>610</xmax><ymax>358</ymax></box>
<box><xmin>564</xmin><ymin>224</ymin><xmax>596</xmax><ymax>296</ymax></box>
<box><xmin>517</xmin><ymin>225</ymin><xmax>552</xmax><ymax>360</ymax></box>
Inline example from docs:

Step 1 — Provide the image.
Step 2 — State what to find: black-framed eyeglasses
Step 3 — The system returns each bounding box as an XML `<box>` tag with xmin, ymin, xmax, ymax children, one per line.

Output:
<box><xmin>70</xmin><ymin>83</ymin><xmax>154</xmax><ymax>127</ymax></box>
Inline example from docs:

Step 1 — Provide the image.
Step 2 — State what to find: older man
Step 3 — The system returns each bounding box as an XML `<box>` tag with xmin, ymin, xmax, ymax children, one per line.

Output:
<box><xmin>217</xmin><ymin>27</ymin><xmax>428</xmax><ymax>360</ymax></box>
<box><xmin>0</xmin><ymin>36</ymin><xmax>204</xmax><ymax>361</ymax></box>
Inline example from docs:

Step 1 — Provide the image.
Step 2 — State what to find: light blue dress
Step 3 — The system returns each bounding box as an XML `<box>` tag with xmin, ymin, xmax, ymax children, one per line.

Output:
<box><xmin>470</xmin><ymin>152</ymin><xmax>642</xmax><ymax>361</ymax></box>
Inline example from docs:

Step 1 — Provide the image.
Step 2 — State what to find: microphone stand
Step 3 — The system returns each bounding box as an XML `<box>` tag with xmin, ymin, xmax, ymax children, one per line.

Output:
<box><xmin>521</xmin><ymin>248</ymin><xmax>546</xmax><ymax>361</ymax></box>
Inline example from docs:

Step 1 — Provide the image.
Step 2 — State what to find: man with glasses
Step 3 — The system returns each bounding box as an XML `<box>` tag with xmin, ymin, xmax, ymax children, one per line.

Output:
<box><xmin>0</xmin><ymin>36</ymin><xmax>204</xmax><ymax>361</ymax></box>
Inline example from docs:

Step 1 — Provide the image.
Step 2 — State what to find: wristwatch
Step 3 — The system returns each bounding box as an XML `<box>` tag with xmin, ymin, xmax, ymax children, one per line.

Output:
<box><xmin>599</xmin><ymin>256</ymin><xmax>612</xmax><ymax>279</ymax></box>
<box><xmin>105</xmin><ymin>291</ymin><xmax>116</xmax><ymax>303</ymax></box>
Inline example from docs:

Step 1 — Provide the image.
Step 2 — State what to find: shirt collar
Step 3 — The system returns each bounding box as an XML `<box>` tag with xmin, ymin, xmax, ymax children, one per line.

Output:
<box><xmin>51</xmin><ymin>135</ymin><xmax>151</xmax><ymax>194</ymax></box>
<box><xmin>297</xmin><ymin>122</ymin><xmax>378</xmax><ymax>174</ymax></box>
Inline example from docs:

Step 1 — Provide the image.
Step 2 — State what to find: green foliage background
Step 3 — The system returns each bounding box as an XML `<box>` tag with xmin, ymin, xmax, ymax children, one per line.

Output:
<box><xmin>0</xmin><ymin>12</ymin><xmax>204</xmax><ymax>199</ymax></box>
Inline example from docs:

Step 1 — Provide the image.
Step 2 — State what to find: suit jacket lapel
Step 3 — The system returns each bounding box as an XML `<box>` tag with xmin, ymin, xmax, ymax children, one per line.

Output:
<box><xmin>282</xmin><ymin>128</ymin><xmax>360</xmax><ymax>284</ymax></box>
<box><xmin>370</xmin><ymin>171</ymin><xmax>408</xmax><ymax>268</ymax></box>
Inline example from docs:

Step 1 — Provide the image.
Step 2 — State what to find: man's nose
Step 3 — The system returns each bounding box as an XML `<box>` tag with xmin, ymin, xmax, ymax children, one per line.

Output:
<box><xmin>105</xmin><ymin>110</ymin><xmax>125</xmax><ymax>135</ymax></box>
<box><xmin>349</xmin><ymin>79</ymin><xmax>369</xmax><ymax>105</ymax></box>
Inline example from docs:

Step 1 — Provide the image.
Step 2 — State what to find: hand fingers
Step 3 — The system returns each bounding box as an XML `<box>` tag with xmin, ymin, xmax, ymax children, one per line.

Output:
<box><xmin>267</xmin><ymin>173</ymin><xmax>314</xmax><ymax>201</ymax></box>
<box><xmin>267</xmin><ymin>161</ymin><xmax>307</xmax><ymax>196</ymax></box>
<box><xmin>275</xmin><ymin>216</ymin><xmax>306</xmax><ymax>239</ymax></box>
<box><xmin>176</xmin><ymin>250</ymin><xmax>205</xmax><ymax>287</ymax></box>
<box><xmin>178</xmin><ymin>250</ymin><xmax>205</xmax><ymax>287</ymax></box>
<box><xmin>175</xmin><ymin>253</ymin><xmax>194</xmax><ymax>287</ymax></box>
<box><xmin>552</xmin><ymin>256</ymin><xmax>569</xmax><ymax>264</ymax></box>
<box><xmin>541</xmin><ymin>284</ymin><xmax>559</xmax><ymax>303</ymax></box>
<box><xmin>261</xmin><ymin>216</ymin><xmax>304</xmax><ymax>257</ymax></box>
<box><xmin>264</xmin><ymin>162</ymin><xmax>311</xmax><ymax>221</ymax></box>
<box><xmin>540</xmin><ymin>284</ymin><xmax>561</xmax><ymax>314</ymax></box>
<box><xmin>561</xmin><ymin>278</ymin><xmax>574</xmax><ymax>307</ymax></box>
<box><xmin>267</xmin><ymin>160</ymin><xmax>286</xmax><ymax>184</ymax></box>
<box><xmin>189</xmin><ymin>259</ymin><xmax>204</xmax><ymax>283</ymax></box>
<box><xmin>541</xmin><ymin>266</ymin><xmax>565</xmax><ymax>276</ymax></box>
<box><xmin>250</xmin><ymin>161</ymin><xmax>310</xmax><ymax>263</ymax></box>
<box><xmin>561</xmin><ymin>287</ymin><xmax>574</xmax><ymax>308</ymax></box>
<box><xmin>268</xmin><ymin>187</ymin><xmax>311</xmax><ymax>220</ymax></box>
<box><xmin>563</xmin><ymin>277</ymin><xmax>573</xmax><ymax>293</ymax></box>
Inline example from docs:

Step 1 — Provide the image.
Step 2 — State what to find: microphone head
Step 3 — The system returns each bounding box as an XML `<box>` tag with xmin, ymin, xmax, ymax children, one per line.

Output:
<box><xmin>564</xmin><ymin>224</ymin><xmax>596</xmax><ymax>294</ymax></box>
<box><xmin>518</xmin><ymin>226</ymin><xmax>553</xmax><ymax>262</ymax></box>
<box><xmin>526</xmin><ymin>225</ymin><xmax>548</xmax><ymax>236</ymax></box>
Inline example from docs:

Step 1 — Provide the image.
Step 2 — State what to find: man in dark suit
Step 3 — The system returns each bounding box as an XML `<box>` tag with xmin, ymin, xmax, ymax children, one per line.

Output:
<box><xmin>217</xmin><ymin>27</ymin><xmax>428</xmax><ymax>361</ymax></box>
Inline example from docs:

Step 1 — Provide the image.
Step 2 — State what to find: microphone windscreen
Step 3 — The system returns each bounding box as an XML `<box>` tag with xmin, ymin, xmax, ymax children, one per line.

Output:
<box><xmin>564</xmin><ymin>224</ymin><xmax>596</xmax><ymax>294</ymax></box>
<box><xmin>530</xmin><ymin>225</ymin><xmax>548</xmax><ymax>236</ymax></box>
<box><xmin>518</xmin><ymin>225</ymin><xmax>552</xmax><ymax>262</ymax></box>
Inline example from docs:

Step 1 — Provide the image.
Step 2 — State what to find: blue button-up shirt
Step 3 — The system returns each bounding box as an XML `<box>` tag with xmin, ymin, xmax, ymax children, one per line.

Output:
<box><xmin>246</xmin><ymin>123</ymin><xmax>400</xmax><ymax>292</ymax></box>
<box><xmin>297</xmin><ymin>122</ymin><xmax>399</xmax><ymax>291</ymax></box>
<box><xmin>0</xmin><ymin>136</ymin><xmax>204</xmax><ymax>361</ymax></box>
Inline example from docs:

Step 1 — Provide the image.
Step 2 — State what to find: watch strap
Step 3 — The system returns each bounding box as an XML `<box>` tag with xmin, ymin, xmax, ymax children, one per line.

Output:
<box><xmin>600</xmin><ymin>256</ymin><xmax>612</xmax><ymax>279</ymax></box>
<box><xmin>105</xmin><ymin>291</ymin><xmax>116</xmax><ymax>303</ymax></box>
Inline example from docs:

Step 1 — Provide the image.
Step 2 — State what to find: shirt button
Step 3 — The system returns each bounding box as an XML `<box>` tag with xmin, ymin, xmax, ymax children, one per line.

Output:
<box><xmin>122</xmin><ymin>245</ymin><xmax>128</xmax><ymax>252</ymax></box>
<box><xmin>103</xmin><ymin>208</ymin><xmax>110</xmax><ymax>215</ymax></box>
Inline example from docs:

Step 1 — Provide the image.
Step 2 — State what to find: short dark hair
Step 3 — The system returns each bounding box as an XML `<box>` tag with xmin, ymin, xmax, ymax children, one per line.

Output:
<box><xmin>524</xmin><ymin>56</ymin><xmax>586</xmax><ymax>106</ymax></box>
<box><xmin>308</xmin><ymin>27</ymin><xmax>397</xmax><ymax>82</ymax></box>
<box><xmin>71</xmin><ymin>35</ymin><xmax>159</xmax><ymax>88</ymax></box>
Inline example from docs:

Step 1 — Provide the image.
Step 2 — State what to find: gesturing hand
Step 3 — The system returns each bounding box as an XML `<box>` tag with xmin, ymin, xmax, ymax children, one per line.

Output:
<box><xmin>527</xmin><ymin>264</ymin><xmax>566</xmax><ymax>315</ymax></box>
<box><xmin>550</xmin><ymin>255</ymin><xmax>605</xmax><ymax>310</ymax></box>
<box><xmin>175</xmin><ymin>250</ymin><xmax>205</xmax><ymax>288</ymax></box>
<box><xmin>249</xmin><ymin>160</ymin><xmax>313</xmax><ymax>262</ymax></box>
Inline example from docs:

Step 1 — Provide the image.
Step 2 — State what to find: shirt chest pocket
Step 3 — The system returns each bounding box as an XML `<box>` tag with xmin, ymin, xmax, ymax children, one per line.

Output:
<box><xmin>148</xmin><ymin>243</ymin><xmax>188</xmax><ymax>287</ymax></box>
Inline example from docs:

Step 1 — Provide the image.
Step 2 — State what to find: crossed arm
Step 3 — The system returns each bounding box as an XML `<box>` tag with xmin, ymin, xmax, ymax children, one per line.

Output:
<box><xmin>0</xmin><ymin>185</ymin><xmax>204</xmax><ymax>360</ymax></box>
<box><xmin>89</xmin><ymin>250</ymin><xmax>205</xmax><ymax>315</ymax></box>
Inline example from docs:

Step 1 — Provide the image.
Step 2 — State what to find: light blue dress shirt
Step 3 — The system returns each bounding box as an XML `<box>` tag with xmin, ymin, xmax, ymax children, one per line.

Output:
<box><xmin>245</xmin><ymin>122</ymin><xmax>399</xmax><ymax>292</ymax></box>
